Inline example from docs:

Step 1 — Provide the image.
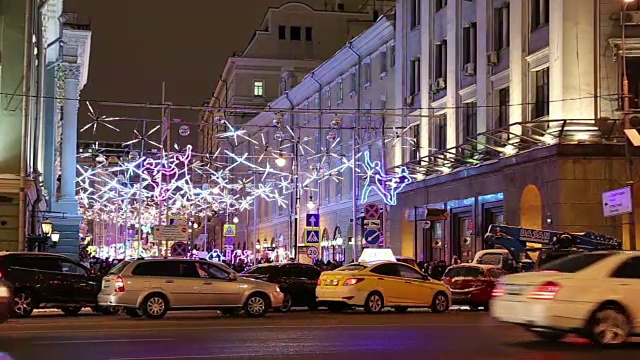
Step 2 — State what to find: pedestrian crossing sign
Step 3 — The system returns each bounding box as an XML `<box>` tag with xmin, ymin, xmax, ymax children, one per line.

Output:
<box><xmin>223</xmin><ymin>224</ymin><xmax>236</xmax><ymax>237</ymax></box>
<box><xmin>304</xmin><ymin>227</ymin><xmax>320</xmax><ymax>244</ymax></box>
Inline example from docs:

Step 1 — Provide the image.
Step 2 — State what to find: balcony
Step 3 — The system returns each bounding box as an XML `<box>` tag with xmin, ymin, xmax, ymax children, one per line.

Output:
<box><xmin>63</xmin><ymin>12</ymin><xmax>91</xmax><ymax>31</ymax></box>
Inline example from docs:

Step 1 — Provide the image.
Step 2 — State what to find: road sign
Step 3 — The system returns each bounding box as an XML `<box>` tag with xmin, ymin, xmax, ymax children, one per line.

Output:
<box><xmin>304</xmin><ymin>228</ymin><xmax>320</xmax><ymax>244</ymax></box>
<box><xmin>171</xmin><ymin>241</ymin><xmax>189</xmax><ymax>257</ymax></box>
<box><xmin>364</xmin><ymin>203</ymin><xmax>381</xmax><ymax>220</ymax></box>
<box><xmin>363</xmin><ymin>228</ymin><xmax>382</xmax><ymax>245</ymax></box>
<box><xmin>223</xmin><ymin>224</ymin><xmax>236</xmax><ymax>237</ymax></box>
<box><xmin>224</xmin><ymin>245</ymin><xmax>234</xmax><ymax>250</ymax></box>
<box><xmin>153</xmin><ymin>225</ymin><xmax>189</xmax><ymax>242</ymax></box>
<box><xmin>307</xmin><ymin>246</ymin><xmax>319</xmax><ymax>258</ymax></box>
<box><xmin>225</xmin><ymin>237</ymin><xmax>234</xmax><ymax>245</ymax></box>
<box><xmin>426</xmin><ymin>208</ymin><xmax>450</xmax><ymax>221</ymax></box>
<box><xmin>603</xmin><ymin>187</ymin><xmax>633</xmax><ymax>217</ymax></box>
<box><xmin>306</xmin><ymin>213</ymin><xmax>320</xmax><ymax>227</ymax></box>
<box><xmin>364</xmin><ymin>219</ymin><xmax>381</xmax><ymax>229</ymax></box>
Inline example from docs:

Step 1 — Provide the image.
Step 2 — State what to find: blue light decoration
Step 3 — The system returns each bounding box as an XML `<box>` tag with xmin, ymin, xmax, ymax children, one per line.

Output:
<box><xmin>360</xmin><ymin>152</ymin><xmax>412</xmax><ymax>206</ymax></box>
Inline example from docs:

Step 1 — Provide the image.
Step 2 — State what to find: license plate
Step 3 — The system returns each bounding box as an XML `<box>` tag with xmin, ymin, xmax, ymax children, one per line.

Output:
<box><xmin>324</xmin><ymin>280</ymin><xmax>339</xmax><ymax>286</ymax></box>
<box><xmin>505</xmin><ymin>284</ymin><xmax>525</xmax><ymax>295</ymax></box>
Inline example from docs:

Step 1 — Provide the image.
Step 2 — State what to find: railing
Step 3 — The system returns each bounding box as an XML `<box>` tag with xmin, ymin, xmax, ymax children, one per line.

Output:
<box><xmin>390</xmin><ymin>118</ymin><xmax>625</xmax><ymax>178</ymax></box>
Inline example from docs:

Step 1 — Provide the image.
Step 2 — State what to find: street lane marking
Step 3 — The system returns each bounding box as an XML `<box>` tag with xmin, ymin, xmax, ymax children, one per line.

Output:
<box><xmin>33</xmin><ymin>338</ymin><xmax>174</xmax><ymax>344</ymax></box>
<box><xmin>10</xmin><ymin>322</ymin><xmax>509</xmax><ymax>335</ymax></box>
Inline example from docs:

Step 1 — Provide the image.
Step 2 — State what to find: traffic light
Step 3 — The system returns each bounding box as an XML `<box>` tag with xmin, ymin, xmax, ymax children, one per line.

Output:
<box><xmin>425</xmin><ymin>208</ymin><xmax>450</xmax><ymax>221</ymax></box>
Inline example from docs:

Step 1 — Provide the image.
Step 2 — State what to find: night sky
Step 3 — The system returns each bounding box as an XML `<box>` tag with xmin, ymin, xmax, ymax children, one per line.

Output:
<box><xmin>65</xmin><ymin>0</ymin><xmax>302</xmax><ymax>147</ymax></box>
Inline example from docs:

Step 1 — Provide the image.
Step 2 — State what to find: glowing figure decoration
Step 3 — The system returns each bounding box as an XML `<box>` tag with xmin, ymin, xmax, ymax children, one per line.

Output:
<box><xmin>360</xmin><ymin>152</ymin><xmax>412</xmax><ymax>206</ymax></box>
<box><xmin>142</xmin><ymin>145</ymin><xmax>193</xmax><ymax>201</ymax></box>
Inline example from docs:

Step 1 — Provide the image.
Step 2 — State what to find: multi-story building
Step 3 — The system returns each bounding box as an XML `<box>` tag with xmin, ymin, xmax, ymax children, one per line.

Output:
<box><xmin>199</xmin><ymin>0</ymin><xmax>394</xmax><ymax>252</ymax></box>
<box><xmin>0</xmin><ymin>2</ymin><xmax>91</xmax><ymax>259</ymax></box>
<box><xmin>389</xmin><ymin>0</ymin><xmax>640</xmax><ymax>262</ymax></box>
<box><xmin>224</xmin><ymin>14</ymin><xmax>396</xmax><ymax>262</ymax></box>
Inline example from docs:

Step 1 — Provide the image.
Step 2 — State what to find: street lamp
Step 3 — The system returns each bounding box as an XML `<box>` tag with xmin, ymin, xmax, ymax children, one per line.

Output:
<box><xmin>275</xmin><ymin>154</ymin><xmax>286</xmax><ymax>167</ymax></box>
<box><xmin>41</xmin><ymin>219</ymin><xmax>53</xmax><ymax>236</ymax></box>
<box><xmin>306</xmin><ymin>196</ymin><xmax>316</xmax><ymax>211</ymax></box>
<box><xmin>232</xmin><ymin>216</ymin><xmax>239</xmax><ymax>224</ymax></box>
<box><xmin>50</xmin><ymin>232</ymin><xmax>60</xmax><ymax>245</ymax></box>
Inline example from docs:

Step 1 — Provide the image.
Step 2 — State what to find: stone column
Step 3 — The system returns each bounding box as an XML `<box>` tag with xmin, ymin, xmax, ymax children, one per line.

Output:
<box><xmin>58</xmin><ymin>62</ymin><xmax>81</xmax><ymax>211</ymax></box>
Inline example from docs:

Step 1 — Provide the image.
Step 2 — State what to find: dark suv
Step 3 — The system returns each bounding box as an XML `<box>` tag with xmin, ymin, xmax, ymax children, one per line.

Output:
<box><xmin>241</xmin><ymin>263</ymin><xmax>320</xmax><ymax>312</ymax></box>
<box><xmin>0</xmin><ymin>252</ymin><xmax>105</xmax><ymax>318</ymax></box>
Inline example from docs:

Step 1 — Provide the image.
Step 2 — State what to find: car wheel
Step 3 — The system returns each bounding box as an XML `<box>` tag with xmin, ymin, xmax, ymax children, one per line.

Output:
<box><xmin>527</xmin><ymin>328</ymin><xmax>566</xmax><ymax>342</ymax></box>
<box><xmin>244</xmin><ymin>293</ymin><xmax>269</xmax><ymax>318</ymax></box>
<box><xmin>61</xmin><ymin>306</ymin><xmax>82</xmax><ymax>316</ymax></box>
<box><xmin>141</xmin><ymin>294</ymin><xmax>168</xmax><ymax>319</ymax></box>
<box><xmin>12</xmin><ymin>291</ymin><xmax>35</xmax><ymax>318</ymax></box>
<box><xmin>277</xmin><ymin>293</ymin><xmax>292</xmax><ymax>312</ymax></box>
<box><xmin>394</xmin><ymin>306</ymin><xmax>409</xmax><ymax>313</ymax></box>
<box><xmin>364</xmin><ymin>292</ymin><xmax>384</xmax><ymax>314</ymax></box>
<box><xmin>588</xmin><ymin>306</ymin><xmax>630</xmax><ymax>346</ymax></box>
<box><xmin>125</xmin><ymin>308</ymin><xmax>143</xmax><ymax>318</ymax></box>
<box><xmin>431</xmin><ymin>292</ymin><xmax>449</xmax><ymax>313</ymax></box>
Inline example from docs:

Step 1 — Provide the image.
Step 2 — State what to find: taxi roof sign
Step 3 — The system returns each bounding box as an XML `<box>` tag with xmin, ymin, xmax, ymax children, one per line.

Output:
<box><xmin>358</xmin><ymin>248</ymin><xmax>396</xmax><ymax>263</ymax></box>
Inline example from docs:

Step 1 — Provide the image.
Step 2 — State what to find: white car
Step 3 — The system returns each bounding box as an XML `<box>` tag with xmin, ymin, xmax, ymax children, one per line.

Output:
<box><xmin>490</xmin><ymin>251</ymin><xmax>640</xmax><ymax>346</ymax></box>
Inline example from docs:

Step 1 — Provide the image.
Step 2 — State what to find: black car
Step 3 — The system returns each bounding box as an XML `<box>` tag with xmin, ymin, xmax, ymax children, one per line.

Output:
<box><xmin>0</xmin><ymin>252</ymin><xmax>107</xmax><ymax>318</ymax></box>
<box><xmin>241</xmin><ymin>263</ymin><xmax>320</xmax><ymax>312</ymax></box>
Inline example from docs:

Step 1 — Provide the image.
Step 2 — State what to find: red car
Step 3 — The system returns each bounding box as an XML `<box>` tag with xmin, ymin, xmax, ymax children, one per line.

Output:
<box><xmin>441</xmin><ymin>264</ymin><xmax>505</xmax><ymax>310</ymax></box>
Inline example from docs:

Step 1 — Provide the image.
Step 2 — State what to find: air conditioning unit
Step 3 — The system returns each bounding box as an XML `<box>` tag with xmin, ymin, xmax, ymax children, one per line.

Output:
<box><xmin>464</xmin><ymin>63</ymin><xmax>476</xmax><ymax>76</ymax></box>
<box><xmin>621</xmin><ymin>11</ymin><xmax>640</xmax><ymax>25</ymax></box>
<box><xmin>487</xmin><ymin>51</ymin><xmax>499</xmax><ymax>66</ymax></box>
<box><xmin>435</xmin><ymin>77</ymin><xmax>446</xmax><ymax>89</ymax></box>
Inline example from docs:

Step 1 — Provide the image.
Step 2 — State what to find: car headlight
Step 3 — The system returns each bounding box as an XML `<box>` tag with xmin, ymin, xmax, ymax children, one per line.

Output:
<box><xmin>0</xmin><ymin>287</ymin><xmax>10</xmax><ymax>298</ymax></box>
<box><xmin>275</xmin><ymin>286</ymin><xmax>281</xmax><ymax>293</ymax></box>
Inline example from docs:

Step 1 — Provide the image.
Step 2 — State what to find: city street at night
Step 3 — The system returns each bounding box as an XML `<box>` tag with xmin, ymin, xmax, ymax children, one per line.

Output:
<box><xmin>1</xmin><ymin>310</ymin><xmax>639</xmax><ymax>360</ymax></box>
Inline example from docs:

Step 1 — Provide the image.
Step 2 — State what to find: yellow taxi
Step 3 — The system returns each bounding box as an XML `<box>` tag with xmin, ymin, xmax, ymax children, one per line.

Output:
<box><xmin>316</xmin><ymin>261</ymin><xmax>451</xmax><ymax>313</ymax></box>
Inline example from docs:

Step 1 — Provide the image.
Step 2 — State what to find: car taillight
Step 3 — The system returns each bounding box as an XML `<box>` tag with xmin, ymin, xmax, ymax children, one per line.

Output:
<box><xmin>317</xmin><ymin>279</ymin><xmax>321</xmax><ymax>285</ymax></box>
<box><xmin>114</xmin><ymin>276</ymin><xmax>125</xmax><ymax>293</ymax></box>
<box><xmin>491</xmin><ymin>283</ymin><xmax>505</xmax><ymax>297</ymax></box>
<box><xmin>342</xmin><ymin>278</ymin><xmax>364</xmax><ymax>286</ymax></box>
<box><xmin>528</xmin><ymin>281</ymin><xmax>560</xmax><ymax>300</ymax></box>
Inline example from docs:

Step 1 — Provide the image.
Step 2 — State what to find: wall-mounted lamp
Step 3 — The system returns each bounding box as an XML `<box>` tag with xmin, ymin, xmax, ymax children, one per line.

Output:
<box><xmin>546</xmin><ymin>213</ymin><xmax>553</xmax><ymax>225</ymax></box>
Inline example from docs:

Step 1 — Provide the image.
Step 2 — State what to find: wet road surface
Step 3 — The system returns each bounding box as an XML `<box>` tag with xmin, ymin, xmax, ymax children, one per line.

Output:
<box><xmin>0</xmin><ymin>310</ymin><xmax>639</xmax><ymax>359</ymax></box>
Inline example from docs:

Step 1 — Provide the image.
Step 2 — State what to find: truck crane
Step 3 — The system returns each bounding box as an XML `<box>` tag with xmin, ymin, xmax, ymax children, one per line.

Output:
<box><xmin>477</xmin><ymin>224</ymin><xmax>622</xmax><ymax>272</ymax></box>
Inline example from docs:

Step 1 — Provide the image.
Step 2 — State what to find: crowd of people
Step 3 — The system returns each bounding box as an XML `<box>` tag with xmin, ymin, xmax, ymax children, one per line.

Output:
<box><xmin>418</xmin><ymin>256</ymin><xmax>462</xmax><ymax>280</ymax></box>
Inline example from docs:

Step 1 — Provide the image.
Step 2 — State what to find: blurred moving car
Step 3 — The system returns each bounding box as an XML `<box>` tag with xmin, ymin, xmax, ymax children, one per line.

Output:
<box><xmin>241</xmin><ymin>263</ymin><xmax>320</xmax><ymax>312</ymax></box>
<box><xmin>395</xmin><ymin>256</ymin><xmax>420</xmax><ymax>270</ymax></box>
<box><xmin>0</xmin><ymin>252</ymin><xmax>107</xmax><ymax>318</ymax></box>
<box><xmin>441</xmin><ymin>264</ymin><xmax>505</xmax><ymax>310</ymax></box>
<box><xmin>0</xmin><ymin>280</ymin><xmax>11</xmax><ymax>324</ymax></box>
<box><xmin>98</xmin><ymin>258</ymin><xmax>283</xmax><ymax>319</ymax></box>
<box><xmin>317</xmin><ymin>261</ymin><xmax>451</xmax><ymax>313</ymax></box>
<box><xmin>490</xmin><ymin>251</ymin><xmax>640</xmax><ymax>346</ymax></box>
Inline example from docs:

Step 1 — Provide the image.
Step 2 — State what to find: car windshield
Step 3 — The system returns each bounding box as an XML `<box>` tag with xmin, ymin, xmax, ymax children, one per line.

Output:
<box><xmin>242</xmin><ymin>266</ymin><xmax>275</xmax><ymax>276</ymax></box>
<box><xmin>108</xmin><ymin>261</ymin><xmax>130</xmax><ymax>275</ymax></box>
<box><xmin>443</xmin><ymin>266</ymin><xmax>485</xmax><ymax>278</ymax></box>
<box><xmin>336</xmin><ymin>264</ymin><xmax>367</xmax><ymax>272</ymax></box>
<box><xmin>476</xmin><ymin>254</ymin><xmax>503</xmax><ymax>266</ymax></box>
<box><xmin>537</xmin><ymin>250</ymin><xmax>583</xmax><ymax>268</ymax></box>
<box><xmin>539</xmin><ymin>252</ymin><xmax>615</xmax><ymax>273</ymax></box>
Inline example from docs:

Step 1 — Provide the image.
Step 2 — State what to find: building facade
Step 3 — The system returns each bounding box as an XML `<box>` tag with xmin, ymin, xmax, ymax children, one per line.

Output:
<box><xmin>0</xmin><ymin>2</ymin><xmax>91</xmax><ymax>259</ymax></box>
<box><xmin>388</xmin><ymin>0</ymin><xmax>640</xmax><ymax>262</ymax></box>
<box><xmin>199</xmin><ymin>1</ymin><xmax>391</xmax><ymax>253</ymax></box>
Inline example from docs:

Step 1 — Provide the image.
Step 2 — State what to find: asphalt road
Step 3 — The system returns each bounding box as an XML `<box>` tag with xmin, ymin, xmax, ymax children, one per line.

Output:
<box><xmin>1</xmin><ymin>309</ymin><xmax>640</xmax><ymax>359</ymax></box>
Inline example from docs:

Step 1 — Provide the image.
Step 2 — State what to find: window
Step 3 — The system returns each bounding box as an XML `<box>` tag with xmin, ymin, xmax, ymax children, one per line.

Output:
<box><xmin>201</xmin><ymin>262</ymin><xmax>232</xmax><ymax>280</ymax></box>
<box><xmin>280</xmin><ymin>265</ymin><xmax>302</xmax><ymax>278</ymax></box>
<box><xmin>290</xmin><ymin>26</ymin><xmax>301</xmax><ymax>41</ymax></box>
<box><xmin>338</xmin><ymin>80</ymin><xmax>344</xmax><ymax>102</ymax></box>
<box><xmin>433</xmin><ymin>116</ymin><xmax>447</xmax><ymax>151</ymax></box>
<box><xmin>494</xmin><ymin>5</ymin><xmax>510</xmax><ymax>51</ymax></box>
<box><xmin>539</xmin><ymin>253</ymin><xmax>615</xmax><ymax>273</ymax></box>
<box><xmin>497</xmin><ymin>87</ymin><xmax>509</xmax><ymax>129</ymax></box>
<box><xmin>370</xmin><ymin>263</ymin><xmax>400</xmax><ymax>277</ymax></box>
<box><xmin>462</xmin><ymin>23</ymin><xmax>477</xmax><ymax>67</ymax></box>
<box><xmin>60</xmin><ymin>260</ymin><xmax>87</xmax><ymax>275</ymax></box>
<box><xmin>243</xmin><ymin>265</ymin><xmax>275</xmax><ymax>276</ymax></box>
<box><xmin>132</xmin><ymin>261</ymin><xmax>181</xmax><ymax>277</ymax></box>
<box><xmin>178</xmin><ymin>262</ymin><xmax>201</xmax><ymax>278</ymax></box>
<box><xmin>398</xmin><ymin>264</ymin><xmax>424</xmax><ymax>280</ymax></box>
<box><xmin>11</xmin><ymin>256</ymin><xmax>60</xmax><ymax>272</ymax></box>
<box><xmin>298</xmin><ymin>265</ymin><xmax>321</xmax><ymax>280</ymax></box>
<box><xmin>532</xmin><ymin>67</ymin><xmax>549</xmax><ymax>119</ymax></box>
<box><xmin>363</xmin><ymin>62</ymin><xmax>372</xmax><ymax>85</ymax></box>
<box><xmin>463</xmin><ymin>101</ymin><xmax>478</xmax><ymax>141</ymax></box>
<box><xmin>108</xmin><ymin>260</ymin><xmax>131</xmax><ymax>275</ymax></box>
<box><xmin>435</xmin><ymin>0</ymin><xmax>447</xmax><ymax>12</ymax></box>
<box><xmin>278</xmin><ymin>25</ymin><xmax>286</xmax><ymax>40</ymax></box>
<box><xmin>315</xmin><ymin>95</ymin><xmax>320</xmax><ymax>109</ymax></box>
<box><xmin>337</xmin><ymin>264</ymin><xmax>367</xmax><ymax>272</ymax></box>
<box><xmin>408</xmin><ymin>123</ymin><xmax>420</xmax><ymax>161</ymax></box>
<box><xmin>626</xmin><ymin>58</ymin><xmax>640</xmax><ymax>109</ymax></box>
<box><xmin>434</xmin><ymin>40</ymin><xmax>447</xmax><ymax>80</ymax></box>
<box><xmin>611</xmin><ymin>257</ymin><xmax>640</xmax><ymax>279</ymax></box>
<box><xmin>410</xmin><ymin>0</ymin><xmax>420</xmax><ymax>28</ymax></box>
<box><xmin>380</xmin><ymin>50</ymin><xmax>387</xmax><ymax>75</ymax></box>
<box><xmin>443</xmin><ymin>266</ymin><xmax>485</xmax><ymax>278</ymax></box>
<box><xmin>410</xmin><ymin>57</ymin><xmax>421</xmax><ymax>95</ymax></box>
<box><xmin>350</xmin><ymin>72</ymin><xmax>357</xmax><ymax>93</ymax></box>
<box><xmin>305</xmin><ymin>27</ymin><xmax>313</xmax><ymax>41</ymax></box>
<box><xmin>390</xmin><ymin>44</ymin><xmax>396</xmax><ymax>67</ymax></box>
<box><xmin>325</xmin><ymin>88</ymin><xmax>331</xmax><ymax>109</ymax></box>
<box><xmin>253</xmin><ymin>80</ymin><xmax>264</xmax><ymax>97</ymax></box>
<box><xmin>531</xmin><ymin>0</ymin><xmax>549</xmax><ymax>30</ymax></box>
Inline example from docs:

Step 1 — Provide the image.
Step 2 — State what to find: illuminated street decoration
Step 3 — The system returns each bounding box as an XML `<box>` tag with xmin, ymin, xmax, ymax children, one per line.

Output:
<box><xmin>360</xmin><ymin>152</ymin><xmax>412</xmax><ymax>206</ymax></box>
<box><xmin>142</xmin><ymin>145</ymin><xmax>193</xmax><ymax>202</ymax></box>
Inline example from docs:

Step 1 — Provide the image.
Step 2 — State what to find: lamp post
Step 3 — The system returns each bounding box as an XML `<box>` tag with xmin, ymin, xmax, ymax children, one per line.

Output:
<box><xmin>278</xmin><ymin>137</ymin><xmax>301</xmax><ymax>260</ymax></box>
<box><xmin>27</xmin><ymin>219</ymin><xmax>57</xmax><ymax>252</ymax></box>
<box><xmin>623</xmin><ymin>0</ymin><xmax>637</xmax><ymax>250</ymax></box>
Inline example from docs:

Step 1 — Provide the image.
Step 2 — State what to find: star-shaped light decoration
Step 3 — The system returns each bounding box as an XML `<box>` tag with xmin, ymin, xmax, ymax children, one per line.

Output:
<box><xmin>254</xmin><ymin>133</ymin><xmax>276</xmax><ymax>163</ymax></box>
<box><xmin>123</xmin><ymin>125</ymin><xmax>162</xmax><ymax>149</ymax></box>
<box><xmin>307</xmin><ymin>137</ymin><xmax>342</xmax><ymax>166</ymax></box>
<box><xmin>217</xmin><ymin>121</ymin><xmax>258</xmax><ymax>146</ymax></box>
<box><xmin>385</xmin><ymin>125</ymin><xmax>417</xmax><ymax>148</ymax></box>
<box><xmin>80</xmin><ymin>102</ymin><xmax>122</xmax><ymax>134</ymax></box>
<box><xmin>278</xmin><ymin>126</ymin><xmax>316</xmax><ymax>156</ymax></box>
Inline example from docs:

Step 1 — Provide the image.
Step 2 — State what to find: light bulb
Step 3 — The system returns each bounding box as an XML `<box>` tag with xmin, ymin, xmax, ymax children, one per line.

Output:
<box><xmin>275</xmin><ymin>156</ymin><xmax>286</xmax><ymax>167</ymax></box>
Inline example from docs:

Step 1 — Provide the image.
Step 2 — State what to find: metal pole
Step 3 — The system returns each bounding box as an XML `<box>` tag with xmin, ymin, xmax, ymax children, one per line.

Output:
<box><xmin>294</xmin><ymin>142</ymin><xmax>300</xmax><ymax>261</ymax></box>
<box><xmin>253</xmin><ymin>175</ymin><xmax>258</xmax><ymax>265</ymax></box>
<box><xmin>203</xmin><ymin>212</ymin><xmax>208</xmax><ymax>253</ymax></box>
<box><xmin>158</xmin><ymin>83</ymin><xmax>166</xmax><ymax>227</ymax></box>
<box><xmin>351</xmin><ymin>129</ymin><xmax>358</xmax><ymax>261</ymax></box>
<box><xmin>622</xmin><ymin>3</ymin><xmax>636</xmax><ymax>251</ymax></box>
<box><xmin>137</xmin><ymin>120</ymin><xmax>146</xmax><ymax>255</ymax></box>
